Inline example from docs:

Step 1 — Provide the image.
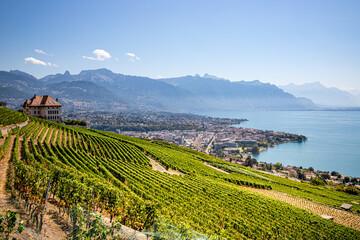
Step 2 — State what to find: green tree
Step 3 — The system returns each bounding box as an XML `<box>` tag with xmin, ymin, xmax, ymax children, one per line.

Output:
<box><xmin>244</xmin><ymin>156</ymin><xmax>258</xmax><ymax>167</ymax></box>
<box><xmin>343</xmin><ymin>186</ymin><xmax>360</xmax><ymax>195</ymax></box>
<box><xmin>251</xmin><ymin>144</ymin><xmax>260</xmax><ymax>154</ymax></box>
<box><xmin>310</xmin><ymin>177</ymin><xmax>325</xmax><ymax>186</ymax></box>
<box><xmin>320</xmin><ymin>173</ymin><xmax>330</xmax><ymax>180</ymax></box>
<box><xmin>297</xmin><ymin>170</ymin><xmax>306</xmax><ymax>180</ymax></box>
<box><xmin>308</xmin><ymin>167</ymin><xmax>314</xmax><ymax>172</ymax></box>
<box><xmin>351</xmin><ymin>178</ymin><xmax>358</xmax><ymax>183</ymax></box>
<box><xmin>274</xmin><ymin>162</ymin><xmax>283</xmax><ymax>171</ymax></box>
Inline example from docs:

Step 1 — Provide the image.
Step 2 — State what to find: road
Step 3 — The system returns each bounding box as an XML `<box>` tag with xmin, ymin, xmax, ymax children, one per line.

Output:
<box><xmin>205</xmin><ymin>133</ymin><xmax>216</xmax><ymax>154</ymax></box>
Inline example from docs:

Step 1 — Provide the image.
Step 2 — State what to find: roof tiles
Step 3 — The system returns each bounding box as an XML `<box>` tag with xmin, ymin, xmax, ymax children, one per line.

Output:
<box><xmin>23</xmin><ymin>95</ymin><xmax>62</xmax><ymax>107</ymax></box>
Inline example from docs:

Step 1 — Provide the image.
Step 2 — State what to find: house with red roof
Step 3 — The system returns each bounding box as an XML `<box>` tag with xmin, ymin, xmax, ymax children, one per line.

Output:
<box><xmin>22</xmin><ymin>95</ymin><xmax>62</xmax><ymax>123</ymax></box>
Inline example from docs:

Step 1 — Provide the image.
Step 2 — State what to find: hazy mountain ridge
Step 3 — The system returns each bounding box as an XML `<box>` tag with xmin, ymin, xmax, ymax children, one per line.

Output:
<box><xmin>280</xmin><ymin>82</ymin><xmax>359</xmax><ymax>107</ymax></box>
<box><xmin>41</xmin><ymin>68</ymin><xmax>208</xmax><ymax>111</ymax></box>
<box><xmin>160</xmin><ymin>75</ymin><xmax>315</xmax><ymax>110</ymax></box>
<box><xmin>1</xmin><ymin>69</ymin><xmax>316</xmax><ymax>111</ymax></box>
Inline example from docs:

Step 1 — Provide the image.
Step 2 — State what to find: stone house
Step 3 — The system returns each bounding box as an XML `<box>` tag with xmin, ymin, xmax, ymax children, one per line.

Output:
<box><xmin>22</xmin><ymin>95</ymin><xmax>62</xmax><ymax>123</ymax></box>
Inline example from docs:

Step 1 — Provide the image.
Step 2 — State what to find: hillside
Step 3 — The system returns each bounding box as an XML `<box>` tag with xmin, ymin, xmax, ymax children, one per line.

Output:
<box><xmin>0</xmin><ymin>69</ymin><xmax>316</xmax><ymax>112</ymax></box>
<box><xmin>1</xmin><ymin>108</ymin><xmax>360</xmax><ymax>239</ymax></box>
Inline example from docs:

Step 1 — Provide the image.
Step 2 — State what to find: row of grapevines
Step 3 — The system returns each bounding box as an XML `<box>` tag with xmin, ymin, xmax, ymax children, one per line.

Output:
<box><xmin>0</xmin><ymin>108</ymin><xmax>27</xmax><ymax>126</ymax></box>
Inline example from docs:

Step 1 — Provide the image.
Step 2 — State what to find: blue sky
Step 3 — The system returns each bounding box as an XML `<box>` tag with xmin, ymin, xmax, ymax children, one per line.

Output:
<box><xmin>0</xmin><ymin>0</ymin><xmax>359</xmax><ymax>90</ymax></box>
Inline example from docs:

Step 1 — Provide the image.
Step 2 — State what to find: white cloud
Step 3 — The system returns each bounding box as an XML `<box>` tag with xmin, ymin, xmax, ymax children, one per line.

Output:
<box><xmin>83</xmin><ymin>49</ymin><xmax>111</xmax><ymax>61</ymax></box>
<box><xmin>24</xmin><ymin>57</ymin><xmax>58</xmax><ymax>67</ymax></box>
<box><xmin>125</xmin><ymin>52</ymin><xmax>141</xmax><ymax>62</ymax></box>
<box><xmin>126</xmin><ymin>53</ymin><xmax>135</xmax><ymax>57</ymax></box>
<box><xmin>47</xmin><ymin>62</ymin><xmax>59</xmax><ymax>67</ymax></box>
<box><xmin>34</xmin><ymin>49</ymin><xmax>51</xmax><ymax>56</ymax></box>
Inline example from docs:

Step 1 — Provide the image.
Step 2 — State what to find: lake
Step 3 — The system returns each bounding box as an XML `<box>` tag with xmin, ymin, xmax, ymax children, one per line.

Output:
<box><xmin>203</xmin><ymin>111</ymin><xmax>360</xmax><ymax>177</ymax></box>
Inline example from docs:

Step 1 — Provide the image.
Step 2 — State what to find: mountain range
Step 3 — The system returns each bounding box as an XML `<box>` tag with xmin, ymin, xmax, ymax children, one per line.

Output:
<box><xmin>0</xmin><ymin>69</ymin><xmax>317</xmax><ymax>111</ymax></box>
<box><xmin>280</xmin><ymin>82</ymin><xmax>359</xmax><ymax>107</ymax></box>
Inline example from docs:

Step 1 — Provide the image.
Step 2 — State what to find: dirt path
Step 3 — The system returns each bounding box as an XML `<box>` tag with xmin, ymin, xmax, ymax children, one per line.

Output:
<box><xmin>33</xmin><ymin>126</ymin><xmax>44</xmax><ymax>142</ymax></box>
<box><xmin>47</xmin><ymin>128</ymin><xmax>55</xmax><ymax>144</ymax></box>
<box><xmin>52</xmin><ymin>129</ymin><xmax>59</xmax><ymax>145</ymax></box>
<box><xmin>68</xmin><ymin>131</ymin><xmax>72</xmax><ymax>148</ymax></box>
<box><xmin>0</xmin><ymin>135</ymin><xmax>67</xmax><ymax>240</ymax></box>
<box><xmin>59</xmin><ymin>129</ymin><xmax>63</xmax><ymax>147</ymax></box>
<box><xmin>148</xmin><ymin>156</ymin><xmax>184</xmax><ymax>176</ymax></box>
<box><xmin>243</xmin><ymin>187</ymin><xmax>360</xmax><ymax>230</ymax></box>
<box><xmin>28</xmin><ymin>123</ymin><xmax>41</xmax><ymax>141</ymax></box>
<box><xmin>64</xmin><ymin>130</ymin><xmax>68</xmax><ymax>147</ymax></box>
<box><xmin>0</xmin><ymin>135</ymin><xmax>31</xmax><ymax>239</ymax></box>
<box><xmin>0</xmin><ymin>135</ymin><xmax>15</xmax><ymax>197</ymax></box>
<box><xmin>203</xmin><ymin>162</ymin><xmax>229</xmax><ymax>174</ymax></box>
<box><xmin>18</xmin><ymin>137</ymin><xmax>23</xmax><ymax>161</ymax></box>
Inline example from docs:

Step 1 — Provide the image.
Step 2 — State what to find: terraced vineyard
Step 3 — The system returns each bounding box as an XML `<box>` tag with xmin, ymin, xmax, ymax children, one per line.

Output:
<box><xmin>0</xmin><ymin>107</ymin><xmax>27</xmax><ymax>127</ymax></box>
<box><xmin>1</xmin><ymin>108</ymin><xmax>360</xmax><ymax>239</ymax></box>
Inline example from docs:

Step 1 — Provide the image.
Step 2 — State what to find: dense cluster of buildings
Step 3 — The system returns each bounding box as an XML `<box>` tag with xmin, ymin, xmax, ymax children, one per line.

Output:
<box><xmin>121</xmin><ymin>125</ymin><xmax>305</xmax><ymax>160</ymax></box>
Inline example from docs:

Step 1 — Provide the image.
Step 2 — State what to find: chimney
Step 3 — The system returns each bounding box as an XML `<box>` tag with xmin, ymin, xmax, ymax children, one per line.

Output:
<box><xmin>34</xmin><ymin>94</ymin><xmax>36</xmax><ymax>97</ymax></box>
<box><xmin>56</xmin><ymin>98</ymin><xmax>58</xmax><ymax>102</ymax></box>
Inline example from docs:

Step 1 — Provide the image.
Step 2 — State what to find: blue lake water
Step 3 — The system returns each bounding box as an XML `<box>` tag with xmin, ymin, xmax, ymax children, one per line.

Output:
<box><xmin>203</xmin><ymin>111</ymin><xmax>360</xmax><ymax>177</ymax></box>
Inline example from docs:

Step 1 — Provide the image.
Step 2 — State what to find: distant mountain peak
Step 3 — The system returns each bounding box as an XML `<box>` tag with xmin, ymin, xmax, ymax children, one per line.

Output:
<box><xmin>279</xmin><ymin>81</ymin><xmax>358</xmax><ymax>107</ymax></box>
<box><xmin>304</xmin><ymin>81</ymin><xmax>325</xmax><ymax>88</ymax></box>
<box><xmin>203</xmin><ymin>73</ymin><xmax>225</xmax><ymax>80</ymax></box>
<box><xmin>80</xmin><ymin>68</ymin><xmax>114</xmax><ymax>76</ymax></box>
<box><xmin>285</xmin><ymin>81</ymin><xmax>325</xmax><ymax>89</ymax></box>
<box><xmin>1</xmin><ymin>69</ymin><xmax>317</xmax><ymax>111</ymax></box>
<box><xmin>9</xmin><ymin>70</ymin><xmax>37</xmax><ymax>80</ymax></box>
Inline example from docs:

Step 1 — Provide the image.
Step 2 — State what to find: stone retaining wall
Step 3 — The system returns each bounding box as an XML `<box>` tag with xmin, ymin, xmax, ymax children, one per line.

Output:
<box><xmin>0</xmin><ymin>119</ymin><xmax>29</xmax><ymax>136</ymax></box>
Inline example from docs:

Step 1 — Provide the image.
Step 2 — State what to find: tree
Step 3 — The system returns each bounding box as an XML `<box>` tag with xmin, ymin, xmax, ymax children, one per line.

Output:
<box><xmin>308</xmin><ymin>167</ymin><xmax>314</xmax><ymax>172</ymax></box>
<box><xmin>0</xmin><ymin>101</ymin><xmax>6</xmax><ymax>107</ymax></box>
<box><xmin>297</xmin><ymin>170</ymin><xmax>306</xmax><ymax>180</ymax></box>
<box><xmin>320</xmin><ymin>173</ymin><xmax>330</xmax><ymax>180</ymax></box>
<box><xmin>350</xmin><ymin>178</ymin><xmax>358</xmax><ymax>183</ymax></box>
<box><xmin>244</xmin><ymin>156</ymin><xmax>258</xmax><ymax>167</ymax></box>
<box><xmin>343</xmin><ymin>186</ymin><xmax>360</xmax><ymax>195</ymax></box>
<box><xmin>343</xmin><ymin>176</ymin><xmax>350</xmax><ymax>183</ymax></box>
<box><xmin>331</xmin><ymin>171</ymin><xmax>339</xmax><ymax>176</ymax></box>
<box><xmin>310</xmin><ymin>177</ymin><xmax>325</xmax><ymax>186</ymax></box>
<box><xmin>251</xmin><ymin>144</ymin><xmax>260</xmax><ymax>154</ymax></box>
<box><xmin>266</xmin><ymin>163</ymin><xmax>273</xmax><ymax>171</ymax></box>
<box><xmin>274</xmin><ymin>162</ymin><xmax>283</xmax><ymax>171</ymax></box>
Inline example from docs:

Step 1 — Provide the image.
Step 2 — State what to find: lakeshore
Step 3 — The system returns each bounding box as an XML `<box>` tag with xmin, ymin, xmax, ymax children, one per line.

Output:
<box><xmin>203</xmin><ymin>110</ymin><xmax>360</xmax><ymax>178</ymax></box>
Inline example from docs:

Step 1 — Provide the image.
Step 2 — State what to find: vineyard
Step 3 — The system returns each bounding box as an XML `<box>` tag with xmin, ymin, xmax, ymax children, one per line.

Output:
<box><xmin>1</xmin><ymin>107</ymin><xmax>360</xmax><ymax>239</ymax></box>
<box><xmin>0</xmin><ymin>108</ymin><xmax>27</xmax><ymax>127</ymax></box>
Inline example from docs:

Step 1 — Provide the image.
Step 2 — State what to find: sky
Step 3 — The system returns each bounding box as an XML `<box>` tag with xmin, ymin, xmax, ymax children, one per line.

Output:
<box><xmin>0</xmin><ymin>0</ymin><xmax>359</xmax><ymax>90</ymax></box>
